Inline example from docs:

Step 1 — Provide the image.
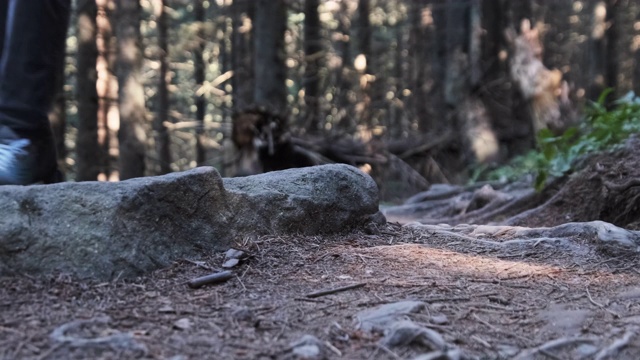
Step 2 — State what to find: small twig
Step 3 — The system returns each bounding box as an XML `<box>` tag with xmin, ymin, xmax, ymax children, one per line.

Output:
<box><xmin>471</xmin><ymin>335</ymin><xmax>492</xmax><ymax>348</ymax></box>
<box><xmin>324</xmin><ymin>341</ymin><xmax>342</xmax><ymax>357</ymax></box>
<box><xmin>36</xmin><ymin>343</ymin><xmax>64</xmax><ymax>360</ymax></box>
<box><xmin>472</xmin><ymin>314</ymin><xmax>531</xmax><ymax>343</ymax></box>
<box><xmin>513</xmin><ymin>337</ymin><xmax>594</xmax><ymax>360</ymax></box>
<box><xmin>294</xmin><ymin>297</ymin><xmax>325</xmax><ymax>303</ymax></box>
<box><xmin>240</xmin><ymin>265</ymin><xmax>251</xmax><ymax>279</ymax></box>
<box><xmin>356</xmin><ymin>254</ymin><xmax>368</xmax><ymax>265</ymax></box>
<box><xmin>376</xmin><ymin>344</ymin><xmax>401</xmax><ymax>359</ymax></box>
<box><xmin>0</xmin><ymin>325</ymin><xmax>23</xmax><ymax>335</ymax></box>
<box><xmin>586</xmin><ymin>287</ymin><xmax>604</xmax><ymax>308</ymax></box>
<box><xmin>586</xmin><ymin>287</ymin><xmax>620</xmax><ymax>318</ymax></box>
<box><xmin>473</xmin><ymin>314</ymin><xmax>500</xmax><ymax>333</ymax></box>
<box><xmin>423</xmin><ymin>296</ymin><xmax>471</xmax><ymax>303</ymax></box>
<box><xmin>236</xmin><ymin>274</ymin><xmax>247</xmax><ymax>292</ymax></box>
<box><xmin>183</xmin><ymin>259</ymin><xmax>215</xmax><ymax>271</ymax></box>
<box><xmin>305</xmin><ymin>283</ymin><xmax>367</xmax><ymax>298</ymax></box>
<box><xmin>187</xmin><ymin>271</ymin><xmax>233</xmax><ymax>289</ymax></box>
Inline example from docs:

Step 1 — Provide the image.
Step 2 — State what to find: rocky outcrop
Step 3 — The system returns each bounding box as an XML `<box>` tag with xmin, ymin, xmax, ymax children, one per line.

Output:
<box><xmin>0</xmin><ymin>164</ymin><xmax>384</xmax><ymax>279</ymax></box>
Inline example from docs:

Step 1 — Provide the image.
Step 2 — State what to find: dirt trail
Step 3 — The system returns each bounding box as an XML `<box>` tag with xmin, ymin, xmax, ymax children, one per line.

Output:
<box><xmin>1</xmin><ymin>223</ymin><xmax>639</xmax><ymax>359</ymax></box>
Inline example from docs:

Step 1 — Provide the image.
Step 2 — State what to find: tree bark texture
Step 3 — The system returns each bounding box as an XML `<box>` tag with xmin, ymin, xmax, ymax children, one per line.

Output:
<box><xmin>194</xmin><ymin>0</ymin><xmax>206</xmax><ymax>165</ymax></box>
<box><xmin>588</xmin><ymin>1</ymin><xmax>607</xmax><ymax>100</ymax></box>
<box><xmin>154</xmin><ymin>0</ymin><xmax>171</xmax><ymax>174</ymax></box>
<box><xmin>76</xmin><ymin>0</ymin><xmax>100</xmax><ymax>181</ymax></box>
<box><xmin>253</xmin><ymin>0</ymin><xmax>287</xmax><ymax>113</ymax></box>
<box><xmin>303</xmin><ymin>0</ymin><xmax>322</xmax><ymax>133</ymax></box>
<box><xmin>115</xmin><ymin>0</ymin><xmax>147</xmax><ymax>180</ymax></box>
<box><xmin>96</xmin><ymin>0</ymin><xmax>119</xmax><ymax>181</ymax></box>
<box><xmin>605</xmin><ymin>0</ymin><xmax>620</xmax><ymax>95</ymax></box>
<box><xmin>231</xmin><ymin>0</ymin><xmax>254</xmax><ymax>112</ymax></box>
<box><xmin>355</xmin><ymin>0</ymin><xmax>372</xmax><ymax>127</ymax></box>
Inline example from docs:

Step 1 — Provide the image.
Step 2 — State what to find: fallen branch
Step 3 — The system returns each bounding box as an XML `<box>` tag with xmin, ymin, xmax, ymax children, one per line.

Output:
<box><xmin>187</xmin><ymin>270</ymin><xmax>233</xmax><ymax>289</ymax></box>
<box><xmin>305</xmin><ymin>282</ymin><xmax>367</xmax><ymax>298</ymax></box>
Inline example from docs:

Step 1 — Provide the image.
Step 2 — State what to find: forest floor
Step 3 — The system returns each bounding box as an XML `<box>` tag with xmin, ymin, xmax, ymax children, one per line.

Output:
<box><xmin>1</xmin><ymin>222</ymin><xmax>640</xmax><ymax>360</ymax></box>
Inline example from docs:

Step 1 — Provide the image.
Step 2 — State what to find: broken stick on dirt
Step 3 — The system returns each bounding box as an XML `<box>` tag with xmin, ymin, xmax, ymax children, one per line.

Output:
<box><xmin>305</xmin><ymin>282</ymin><xmax>367</xmax><ymax>298</ymax></box>
<box><xmin>187</xmin><ymin>270</ymin><xmax>233</xmax><ymax>288</ymax></box>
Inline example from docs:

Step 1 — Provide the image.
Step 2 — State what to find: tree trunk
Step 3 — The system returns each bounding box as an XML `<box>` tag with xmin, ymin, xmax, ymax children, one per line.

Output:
<box><xmin>303</xmin><ymin>0</ymin><xmax>322</xmax><ymax>133</ymax></box>
<box><xmin>153</xmin><ymin>0</ymin><xmax>171</xmax><ymax>174</ymax></box>
<box><xmin>588</xmin><ymin>1</ymin><xmax>607</xmax><ymax>100</ymax></box>
<box><xmin>355</xmin><ymin>0</ymin><xmax>372</xmax><ymax>127</ymax></box>
<box><xmin>231</xmin><ymin>0</ymin><xmax>254</xmax><ymax>112</ymax></box>
<box><xmin>115</xmin><ymin>0</ymin><xmax>147</xmax><ymax>180</ymax></box>
<box><xmin>634</xmin><ymin>3</ymin><xmax>640</xmax><ymax>94</ymax></box>
<box><xmin>254</xmin><ymin>0</ymin><xmax>287</xmax><ymax>113</ymax></box>
<box><xmin>478</xmin><ymin>0</ymin><xmax>528</xmax><ymax>157</ymax></box>
<box><xmin>431</xmin><ymin>0</ymin><xmax>448</xmax><ymax>134</ymax></box>
<box><xmin>605</xmin><ymin>0</ymin><xmax>620</xmax><ymax>94</ymax></box>
<box><xmin>334</xmin><ymin>0</ymin><xmax>353</xmax><ymax>131</ymax></box>
<box><xmin>444</xmin><ymin>0</ymin><xmax>469</xmax><ymax>107</ymax></box>
<box><xmin>194</xmin><ymin>0</ymin><xmax>206</xmax><ymax>165</ymax></box>
<box><xmin>76</xmin><ymin>0</ymin><xmax>100</xmax><ymax>181</ymax></box>
<box><xmin>96</xmin><ymin>0</ymin><xmax>119</xmax><ymax>181</ymax></box>
<box><xmin>407</xmin><ymin>0</ymin><xmax>431</xmax><ymax>133</ymax></box>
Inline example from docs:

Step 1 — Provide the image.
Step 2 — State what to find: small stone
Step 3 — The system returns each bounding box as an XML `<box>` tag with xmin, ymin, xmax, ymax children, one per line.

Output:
<box><xmin>488</xmin><ymin>296</ymin><xmax>510</xmax><ymax>305</ymax></box>
<box><xmin>225</xmin><ymin>248</ymin><xmax>246</xmax><ymax>260</ymax></box>
<box><xmin>290</xmin><ymin>335</ymin><xmax>324</xmax><ymax>359</ymax></box>
<box><xmin>430</xmin><ymin>314</ymin><xmax>449</xmax><ymax>325</ymax></box>
<box><xmin>168</xmin><ymin>356</ymin><xmax>187</xmax><ymax>360</ymax></box>
<box><xmin>382</xmin><ymin>320</ymin><xmax>445</xmax><ymax>350</ymax></box>
<box><xmin>158</xmin><ymin>305</ymin><xmax>175</xmax><ymax>313</ymax></box>
<box><xmin>292</xmin><ymin>344</ymin><xmax>321</xmax><ymax>359</ymax></box>
<box><xmin>383</xmin><ymin>320</ymin><xmax>425</xmax><ymax>347</ymax></box>
<box><xmin>356</xmin><ymin>301</ymin><xmax>426</xmax><ymax>332</ymax></box>
<box><xmin>232</xmin><ymin>307</ymin><xmax>254</xmax><ymax>322</ymax></box>
<box><xmin>222</xmin><ymin>258</ymin><xmax>240</xmax><ymax>268</ymax></box>
<box><xmin>173</xmin><ymin>318</ymin><xmax>192</xmax><ymax>330</ymax></box>
<box><xmin>496</xmin><ymin>344</ymin><xmax>520</xmax><ymax>358</ymax></box>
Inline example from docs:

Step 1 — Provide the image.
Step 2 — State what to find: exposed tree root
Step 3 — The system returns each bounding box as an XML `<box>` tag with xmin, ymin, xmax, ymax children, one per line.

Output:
<box><xmin>407</xmin><ymin>221</ymin><xmax>640</xmax><ymax>253</ymax></box>
<box><xmin>386</xmin><ymin>136</ymin><xmax>640</xmax><ymax>236</ymax></box>
<box><xmin>384</xmin><ymin>182</ymin><xmax>536</xmax><ymax>225</ymax></box>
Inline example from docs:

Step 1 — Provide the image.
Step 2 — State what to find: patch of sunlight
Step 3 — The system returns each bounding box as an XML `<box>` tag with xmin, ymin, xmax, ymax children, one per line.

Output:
<box><xmin>361</xmin><ymin>244</ymin><xmax>565</xmax><ymax>279</ymax></box>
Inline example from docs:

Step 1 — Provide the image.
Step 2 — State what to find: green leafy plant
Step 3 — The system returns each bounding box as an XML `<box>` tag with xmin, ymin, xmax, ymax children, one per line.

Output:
<box><xmin>484</xmin><ymin>89</ymin><xmax>640</xmax><ymax>190</ymax></box>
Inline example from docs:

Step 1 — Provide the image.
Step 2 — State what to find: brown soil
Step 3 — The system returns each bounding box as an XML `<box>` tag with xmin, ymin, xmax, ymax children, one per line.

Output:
<box><xmin>2</xmin><ymin>223</ymin><xmax>639</xmax><ymax>360</ymax></box>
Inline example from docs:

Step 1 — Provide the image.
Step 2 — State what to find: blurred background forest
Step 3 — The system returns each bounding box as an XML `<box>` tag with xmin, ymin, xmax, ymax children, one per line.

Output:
<box><xmin>57</xmin><ymin>0</ymin><xmax>640</xmax><ymax>201</ymax></box>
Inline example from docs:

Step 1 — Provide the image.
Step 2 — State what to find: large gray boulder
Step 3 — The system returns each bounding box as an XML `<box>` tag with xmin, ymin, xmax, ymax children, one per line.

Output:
<box><xmin>0</xmin><ymin>164</ymin><xmax>383</xmax><ymax>279</ymax></box>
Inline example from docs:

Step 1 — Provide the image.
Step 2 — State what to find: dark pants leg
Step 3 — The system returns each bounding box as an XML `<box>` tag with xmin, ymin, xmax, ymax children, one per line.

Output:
<box><xmin>0</xmin><ymin>0</ymin><xmax>70</xmax><ymax>135</ymax></box>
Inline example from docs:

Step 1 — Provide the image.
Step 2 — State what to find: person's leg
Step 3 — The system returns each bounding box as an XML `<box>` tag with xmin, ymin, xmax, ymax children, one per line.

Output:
<box><xmin>0</xmin><ymin>0</ymin><xmax>70</xmax><ymax>185</ymax></box>
<box><xmin>0</xmin><ymin>1</ymin><xmax>8</xmax><ymax>60</ymax></box>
